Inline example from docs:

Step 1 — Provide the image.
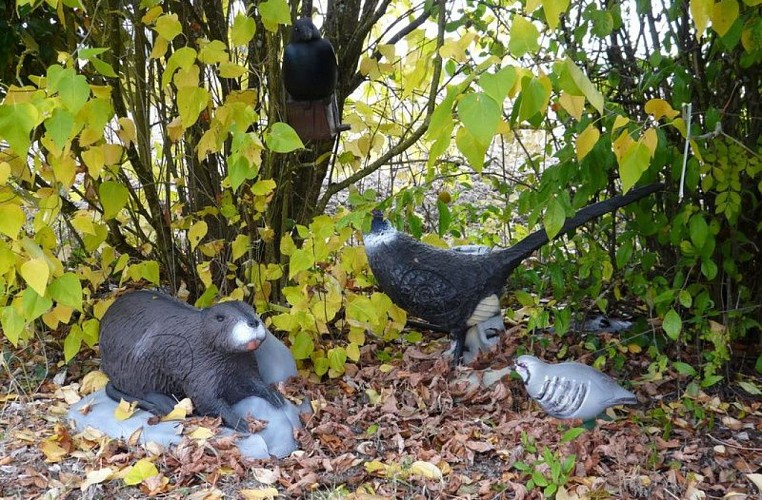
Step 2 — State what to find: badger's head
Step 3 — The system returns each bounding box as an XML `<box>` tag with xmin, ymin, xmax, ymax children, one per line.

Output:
<box><xmin>203</xmin><ymin>301</ymin><xmax>268</xmax><ymax>352</ymax></box>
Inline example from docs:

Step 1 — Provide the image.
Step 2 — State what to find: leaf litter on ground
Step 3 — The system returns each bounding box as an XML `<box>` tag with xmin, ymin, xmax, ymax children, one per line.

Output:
<box><xmin>0</xmin><ymin>323</ymin><xmax>761</xmax><ymax>498</ymax></box>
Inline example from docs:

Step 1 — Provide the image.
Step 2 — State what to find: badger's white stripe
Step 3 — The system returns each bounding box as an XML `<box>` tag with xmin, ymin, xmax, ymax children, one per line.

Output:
<box><xmin>466</xmin><ymin>294</ymin><xmax>500</xmax><ymax>325</ymax></box>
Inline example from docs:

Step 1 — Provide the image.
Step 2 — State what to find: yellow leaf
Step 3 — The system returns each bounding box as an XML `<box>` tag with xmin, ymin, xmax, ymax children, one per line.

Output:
<box><xmin>576</xmin><ymin>123</ymin><xmax>600</xmax><ymax>161</ymax></box>
<box><xmin>612</xmin><ymin>130</ymin><xmax>635</xmax><ymax>163</ymax></box>
<box><xmin>711</xmin><ymin>0</ymin><xmax>739</xmax><ymax>37</ymax></box>
<box><xmin>114</xmin><ymin>399</ymin><xmax>138</xmax><ymax>420</ymax></box>
<box><xmin>81</xmin><ymin>146</ymin><xmax>104</xmax><ymax>178</ymax></box>
<box><xmin>167</xmin><ymin>116</ymin><xmax>184</xmax><ymax>143</ymax></box>
<box><xmin>81</xmin><ymin>370</ymin><xmax>109</xmax><ymax>394</ymax></box>
<box><xmin>364</xmin><ymin>460</ymin><xmax>389</xmax><ymax>475</ymax></box>
<box><xmin>526</xmin><ymin>0</ymin><xmax>542</xmax><ymax>11</ymax></box>
<box><xmin>0</xmin><ymin>203</ymin><xmax>25</xmax><ymax>239</ymax></box>
<box><xmin>641</xmin><ymin>128</ymin><xmax>658</xmax><ymax>157</ymax></box>
<box><xmin>690</xmin><ymin>0</ymin><xmax>713</xmax><ymax>39</ymax></box>
<box><xmin>231</xmin><ymin>234</ymin><xmax>250</xmax><ymax>261</ymax></box>
<box><xmin>123</xmin><ymin>459</ymin><xmax>159</xmax><ymax>486</ymax></box>
<box><xmin>378</xmin><ymin>363</ymin><xmax>395</xmax><ymax>373</ymax></box>
<box><xmin>410</xmin><ymin>460</ymin><xmax>443</xmax><ymax>480</ymax></box>
<box><xmin>541</xmin><ymin>0</ymin><xmax>570</xmax><ymax>31</ymax></box>
<box><xmin>558</xmin><ymin>92</ymin><xmax>585</xmax><ymax>120</ymax></box>
<box><xmin>188</xmin><ymin>427</ymin><xmax>215</xmax><ymax>440</ymax></box>
<box><xmin>161</xmin><ymin>398</ymin><xmax>193</xmax><ymax>421</ymax></box>
<box><xmin>197</xmin><ymin>261</ymin><xmax>213</xmax><ymax>287</ymax></box>
<box><xmin>21</xmin><ymin>258</ymin><xmax>49</xmax><ymax>296</ymax></box>
<box><xmin>40</xmin><ymin>440</ymin><xmax>68</xmax><ymax>462</ymax></box>
<box><xmin>612</xmin><ymin>115</ymin><xmax>630</xmax><ymax>132</ymax></box>
<box><xmin>102</xmin><ymin>144</ymin><xmax>123</xmax><ymax>165</ymax></box>
<box><xmin>378</xmin><ymin>44</ymin><xmax>396</xmax><ymax>60</ymax></box>
<box><xmin>188</xmin><ymin>220</ymin><xmax>208</xmax><ymax>251</ymax></box>
<box><xmin>439</xmin><ymin>33</ymin><xmax>478</xmax><ymax>63</ymax></box>
<box><xmin>240</xmin><ymin>488</ymin><xmax>280</xmax><ymax>499</ymax></box>
<box><xmin>644</xmin><ymin>98</ymin><xmax>679</xmax><ymax>121</ymax></box>
<box><xmin>141</xmin><ymin>6</ymin><xmax>163</xmax><ymax>24</ymax></box>
<box><xmin>80</xmin><ymin>467</ymin><xmax>114</xmax><ymax>490</ymax></box>
<box><xmin>0</xmin><ymin>161</ymin><xmax>11</xmax><ymax>184</ymax></box>
<box><xmin>627</xmin><ymin>344</ymin><xmax>642</xmax><ymax>354</ymax></box>
<box><xmin>150</xmin><ymin>36</ymin><xmax>169</xmax><ymax>59</ymax></box>
<box><xmin>218</xmin><ymin>62</ymin><xmax>247</xmax><ymax>79</ymax></box>
<box><xmin>117</xmin><ymin>117</ymin><xmax>137</xmax><ymax>145</ymax></box>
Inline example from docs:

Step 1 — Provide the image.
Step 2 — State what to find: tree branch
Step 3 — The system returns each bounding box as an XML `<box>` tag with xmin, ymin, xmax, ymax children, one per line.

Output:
<box><xmin>315</xmin><ymin>0</ymin><xmax>446</xmax><ymax>213</ymax></box>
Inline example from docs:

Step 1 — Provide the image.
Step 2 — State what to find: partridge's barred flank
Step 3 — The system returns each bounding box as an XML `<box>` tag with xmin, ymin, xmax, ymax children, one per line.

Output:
<box><xmin>514</xmin><ymin>354</ymin><xmax>638</xmax><ymax>421</ymax></box>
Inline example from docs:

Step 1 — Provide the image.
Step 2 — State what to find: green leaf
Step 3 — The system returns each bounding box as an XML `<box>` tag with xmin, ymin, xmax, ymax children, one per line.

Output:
<box><xmin>81</xmin><ymin>319</ymin><xmax>100</xmax><ymax>347</ymax></box>
<box><xmin>63</xmin><ymin>326</ymin><xmax>82</xmax><ymax>363</ymax></box>
<box><xmin>619</xmin><ymin>142</ymin><xmax>651</xmax><ymax>192</ymax></box>
<box><xmin>437</xmin><ymin>201</ymin><xmax>451</xmax><ymax>237</ymax></box>
<box><xmin>198</xmin><ymin>40</ymin><xmax>228</xmax><ymax>65</ymax></box>
<box><xmin>45</xmin><ymin>109</ymin><xmax>76</xmax><ymax>150</ymax></box>
<box><xmin>560</xmin><ymin>427</ymin><xmax>585</xmax><ymax>443</ymax></box>
<box><xmin>264</xmin><ymin>122</ymin><xmax>304</xmax><ymax>153</ymax></box>
<box><xmin>455</xmin><ymin>126</ymin><xmax>487</xmax><ymax>172</ymax></box>
<box><xmin>292</xmin><ymin>330</ymin><xmax>314</xmax><ymax>360</ymax></box>
<box><xmin>673</xmin><ymin>361</ymin><xmax>697</xmax><ymax>376</ymax></box>
<box><xmin>123</xmin><ymin>459</ymin><xmax>160</xmax><ymax>486</ymax></box>
<box><xmin>89</xmin><ymin>57</ymin><xmax>118</xmax><ymax>78</ymax></box>
<box><xmin>231</xmin><ymin>14</ymin><xmax>256</xmax><ymax>46</ymax></box>
<box><xmin>700</xmin><ymin>374</ymin><xmax>723</xmax><ymax>388</ymax></box>
<box><xmin>52</xmin><ymin>69</ymin><xmax>91</xmax><ymax>114</ymax></box>
<box><xmin>0</xmin><ymin>203</ymin><xmax>26</xmax><ymax>239</ymax></box>
<box><xmin>509</xmin><ymin>15</ymin><xmax>540</xmax><ymax>57</ymax></box>
<box><xmin>155</xmin><ymin>13</ymin><xmax>182</xmax><ymax>40</ymax></box>
<box><xmin>0</xmin><ymin>102</ymin><xmax>40</xmax><ymax>154</ymax></box>
<box><xmin>564</xmin><ymin>59</ymin><xmax>604</xmax><ymax>115</ymax></box>
<box><xmin>49</xmin><ymin>272</ymin><xmax>83</xmax><ymax>310</ymax></box>
<box><xmin>662</xmin><ymin>308</ymin><xmax>682</xmax><ymax>340</ymax></box>
<box><xmin>426</xmin><ymin>88</ymin><xmax>457</xmax><ymax>168</ymax></box>
<box><xmin>689</xmin><ymin>214</ymin><xmax>708</xmax><ymax>249</ymax></box>
<box><xmin>313</xmin><ymin>356</ymin><xmax>329</xmax><ymax>376</ymax></box>
<box><xmin>21</xmin><ymin>287</ymin><xmax>52</xmax><ymax>321</ymax></box>
<box><xmin>99</xmin><ymin>181</ymin><xmax>130</xmax><ymax>220</ymax></box>
<box><xmin>543</xmin><ymin>197</ymin><xmax>566</xmax><ymax>239</ymax></box>
<box><xmin>328</xmin><ymin>347</ymin><xmax>347</xmax><ymax>373</ymax></box>
<box><xmin>738</xmin><ymin>380</ymin><xmax>762</xmax><ymax>395</ymax></box>
<box><xmin>478</xmin><ymin>66</ymin><xmax>516</xmax><ymax>106</ymax></box>
<box><xmin>259</xmin><ymin>0</ymin><xmax>291</xmax><ymax>32</ymax></box>
<box><xmin>457</xmin><ymin>92</ymin><xmax>501</xmax><ymax>146</ymax></box>
<box><xmin>518</xmin><ymin>76</ymin><xmax>550</xmax><ymax>123</ymax></box>
<box><xmin>289</xmin><ymin>248</ymin><xmax>315</xmax><ymax>278</ymax></box>
<box><xmin>1</xmin><ymin>306</ymin><xmax>26</xmax><ymax>346</ymax></box>
<box><xmin>228</xmin><ymin>154</ymin><xmax>254</xmax><ymax>192</ymax></box>
<box><xmin>177</xmin><ymin>86</ymin><xmax>209</xmax><ymax>128</ymax></box>
<box><xmin>701</xmin><ymin>258</ymin><xmax>718</xmax><ymax>280</ymax></box>
<box><xmin>676</xmin><ymin>290</ymin><xmax>691</xmax><ymax>308</ymax></box>
<box><xmin>162</xmin><ymin>47</ymin><xmax>198</xmax><ymax>88</ymax></box>
<box><xmin>142</xmin><ymin>261</ymin><xmax>160</xmax><ymax>285</ymax></box>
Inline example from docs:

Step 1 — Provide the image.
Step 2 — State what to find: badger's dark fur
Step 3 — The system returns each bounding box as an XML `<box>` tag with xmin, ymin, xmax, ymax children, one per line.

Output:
<box><xmin>99</xmin><ymin>290</ymin><xmax>285</xmax><ymax>432</ymax></box>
